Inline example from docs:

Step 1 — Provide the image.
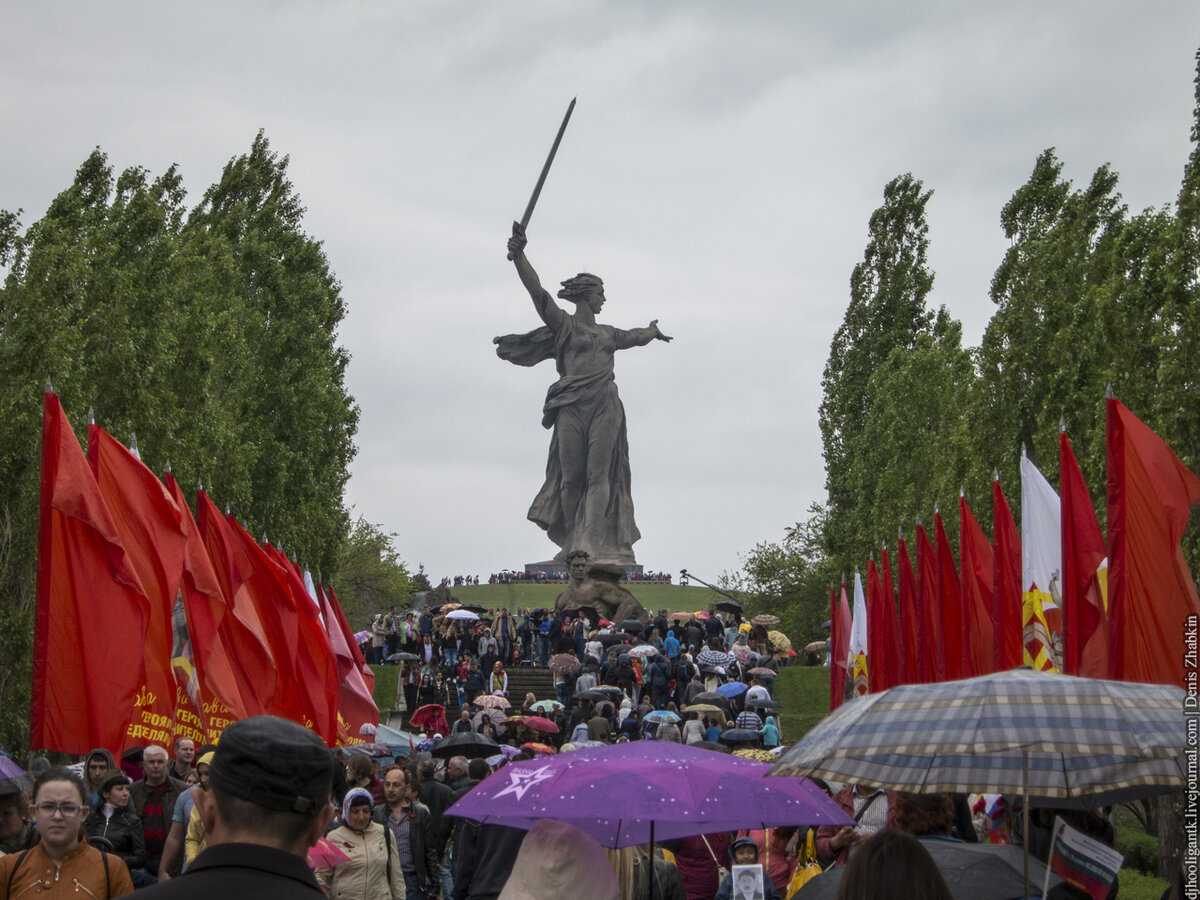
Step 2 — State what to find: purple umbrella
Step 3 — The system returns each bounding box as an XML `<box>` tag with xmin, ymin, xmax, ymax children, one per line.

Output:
<box><xmin>0</xmin><ymin>748</ymin><xmax>31</xmax><ymax>796</ymax></box>
<box><xmin>444</xmin><ymin>740</ymin><xmax>850</xmax><ymax>848</ymax></box>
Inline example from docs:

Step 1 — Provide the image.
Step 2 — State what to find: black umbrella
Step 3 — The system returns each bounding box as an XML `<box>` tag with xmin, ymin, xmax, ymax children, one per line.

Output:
<box><xmin>430</xmin><ymin>731</ymin><xmax>500</xmax><ymax>760</ymax></box>
<box><xmin>719</xmin><ymin>728</ymin><xmax>761</xmax><ymax>745</ymax></box>
<box><xmin>387</xmin><ymin>652</ymin><xmax>421</xmax><ymax>663</ymax></box>
<box><xmin>596</xmin><ymin>632</ymin><xmax>634</xmax><ymax>646</ymax></box>
<box><xmin>576</xmin><ymin>688</ymin><xmax>622</xmax><ymax>704</ymax></box>
<box><xmin>715</xmin><ymin>599</ymin><xmax>742</xmax><ymax>613</ymax></box>
<box><xmin>793</xmin><ymin>841</ymin><xmax>1062</xmax><ymax>900</ymax></box>
<box><xmin>692</xmin><ymin>740</ymin><xmax>733</xmax><ymax>754</ymax></box>
<box><xmin>459</xmin><ymin>603</ymin><xmax>488</xmax><ymax>614</ymax></box>
<box><xmin>692</xmin><ymin>691</ymin><xmax>732</xmax><ymax>710</ymax></box>
<box><xmin>618</xmin><ymin>619</ymin><xmax>646</xmax><ymax>634</ymax></box>
<box><xmin>749</xmin><ymin>698</ymin><xmax>782</xmax><ymax>711</ymax></box>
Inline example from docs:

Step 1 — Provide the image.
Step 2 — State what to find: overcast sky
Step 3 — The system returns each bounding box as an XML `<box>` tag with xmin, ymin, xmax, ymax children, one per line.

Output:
<box><xmin>3</xmin><ymin>3</ymin><xmax>1198</xmax><ymax>585</ymax></box>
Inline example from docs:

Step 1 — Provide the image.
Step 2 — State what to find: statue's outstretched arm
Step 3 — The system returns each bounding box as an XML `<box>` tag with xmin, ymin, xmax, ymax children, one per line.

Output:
<box><xmin>507</xmin><ymin>222</ymin><xmax>563</xmax><ymax>331</ymax></box>
<box><xmin>615</xmin><ymin>319</ymin><xmax>673</xmax><ymax>349</ymax></box>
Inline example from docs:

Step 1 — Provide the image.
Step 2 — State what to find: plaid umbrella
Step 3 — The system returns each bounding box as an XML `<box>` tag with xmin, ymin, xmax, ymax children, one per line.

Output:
<box><xmin>770</xmin><ymin>668</ymin><xmax>1186</xmax><ymax>806</ymax></box>
<box><xmin>750</xmin><ymin>614</ymin><xmax>780</xmax><ymax>626</ymax></box>
<box><xmin>696</xmin><ymin>649</ymin><xmax>731</xmax><ymax>668</ymax></box>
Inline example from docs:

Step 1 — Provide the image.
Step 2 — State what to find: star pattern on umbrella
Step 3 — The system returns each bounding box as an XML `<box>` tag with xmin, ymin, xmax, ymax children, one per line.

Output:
<box><xmin>491</xmin><ymin>765</ymin><xmax>555</xmax><ymax>802</ymax></box>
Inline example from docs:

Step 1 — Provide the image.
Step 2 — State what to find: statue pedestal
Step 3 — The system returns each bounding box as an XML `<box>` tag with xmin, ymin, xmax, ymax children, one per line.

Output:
<box><xmin>525</xmin><ymin>560</ymin><xmax>644</xmax><ymax>579</ymax></box>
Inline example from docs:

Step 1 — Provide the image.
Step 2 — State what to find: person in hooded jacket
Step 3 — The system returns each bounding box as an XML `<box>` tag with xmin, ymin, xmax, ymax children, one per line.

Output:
<box><xmin>315</xmin><ymin>788</ymin><xmax>404</xmax><ymax>900</ymax></box>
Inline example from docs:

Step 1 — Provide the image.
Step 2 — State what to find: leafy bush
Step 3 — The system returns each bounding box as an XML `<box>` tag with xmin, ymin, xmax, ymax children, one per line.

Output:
<box><xmin>1115</xmin><ymin>827</ymin><xmax>1159</xmax><ymax>875</ymax></box>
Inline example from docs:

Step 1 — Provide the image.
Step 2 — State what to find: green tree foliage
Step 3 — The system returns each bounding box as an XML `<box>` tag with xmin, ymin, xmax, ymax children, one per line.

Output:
<box><xmin>757</xmin><ymin>51</ymin><xmax>1200</xmax><ymax>703</ymax></box>
<box><xmin>736</xmin><ymin>505</ymin><xmax>838</xmax><ymax>658</ymax></box>
<box><xmin>334</xmin><ymin>517</ymin><xmax>416</xmax><ymax>627</ymax></box>
<box><xmin>0</xmin><ymin>134</ymin><xmax>358</xmax><ymax>755</ymax></box>
<box><xmin>819</xmin><ymin>174</ymin><xmax>952</xmax><ymax>571</ymax></box>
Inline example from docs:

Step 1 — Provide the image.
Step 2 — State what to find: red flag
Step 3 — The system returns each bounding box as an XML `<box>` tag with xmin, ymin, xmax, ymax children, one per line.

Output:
<box><xmin>880</xmin><ymin>545</ymin><xmax>901</xmax><ymax>686</ymax></box>
<box><xmin>1106</xmin><ymin>398</ymin><xmax>1200</xmax><ymax>687</ymax></box>
<box><xmin>896</xmin><ymin>535</ymin><xmax>921</xmax><ymax>686</ymax></box>
<box><xmin>87</xmin><ymin>425</ymin><xmax>186</xmax><ymax>752</ymax></box>
<box><xmin>318</xmin><ymin>582</ymin><xmax>378</xmax><ymax>743</ymax></box>
<box><xmin>164</xmin><ymin>474</ymin><xmax>265</xmax><ymax>735</ymax></box>
<box><xmin>992</xmin><ymin>477</ymin><xmax>1023</xmax><ymax>671</ymax></box>
<box><xmin>829</xmin><ymin>582</ymin><xmax>851</xmax><ymax>711</ymax></box>
<box><xmin>195</xmin><ymin>490</ymin><xmax>281</xmax><ymax>720</ymax></box>
<box><xmin>934</xmin><ymin>511</ymin><xmax>964</xmax><ymax>681</ymax></box>
<box><xmin>31</xmin><ymin>393</ymin><xmax>150</xmax><ymax>753</ymax></box>
<box><xmin>915</xmin><ymin>522</ymin><xmax>945</xmax><ymax>683</ymax></box>
<box><xmin>258</xmin><ymin>532</ymin><xmax>338</xmax><ymax>744</ymax></box>
<box><xmin>866</xmin><ymin>557</ymin><xmax>893</xmax><ymax>692</ymax></box>
<box><xmin>1059</xmin><ymin>430</ymin><xmax>1109</xmax><ymax>677</ymax></box>
<box><xmin>959</xmin><ymin>495</ymin><xmax>995</xmax><ymax>678</ymax></box>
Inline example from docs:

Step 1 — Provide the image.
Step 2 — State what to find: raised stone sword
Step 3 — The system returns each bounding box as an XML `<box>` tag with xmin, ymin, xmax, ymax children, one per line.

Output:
<box><xmin>507</xmin><ymin>97</ymin><xmax>576</xmax><ymax>260</ymax></box>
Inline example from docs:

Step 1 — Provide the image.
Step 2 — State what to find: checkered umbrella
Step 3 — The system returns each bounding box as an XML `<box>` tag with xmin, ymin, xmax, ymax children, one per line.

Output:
<box><xmin>770</xmin><ymin>668</ymin><xmax>1186</xmax><ymax>805</ymax></box>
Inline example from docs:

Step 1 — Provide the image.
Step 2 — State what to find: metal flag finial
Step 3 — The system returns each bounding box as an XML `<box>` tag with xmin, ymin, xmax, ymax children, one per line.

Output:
<box><xmin>129</xmin><ymin>433</ymin><xmax>140</xmax><ymax>460</ymax></box>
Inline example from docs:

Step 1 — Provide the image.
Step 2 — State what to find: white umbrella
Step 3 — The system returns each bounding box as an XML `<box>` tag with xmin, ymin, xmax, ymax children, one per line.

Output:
<box><xmin>446</xmin><ymin>609</ymin><xmax>480</xmax><ymax>621</ymax></box>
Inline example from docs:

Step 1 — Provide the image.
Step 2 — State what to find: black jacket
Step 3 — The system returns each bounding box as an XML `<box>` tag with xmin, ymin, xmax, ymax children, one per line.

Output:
<box><xmin>134</xmin><ymin>842</ymin><xmax>324</xmax><ymax>900</ymax></box>
<box><xmin>372</xmin><ymin>800</ymin><xmax>438</xmax><ymax>885</ymax></box>
<box><xmin>85</xmin><ymin>806</ymin><xmax>146</xmax><ymax>871</ymax></box>
<box><xmin>451</xmin><ymin>821</ymin><xmax>527</xmax><ymax>900</ymax></box>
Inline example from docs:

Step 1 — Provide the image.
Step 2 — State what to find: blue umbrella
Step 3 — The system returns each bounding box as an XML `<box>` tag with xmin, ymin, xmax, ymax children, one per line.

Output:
<box><xmin>716</xmin><ymin>681</ymin><xmax>748</xmax><ymax>698</ymax></box>
<box><xmin>642</xmin><ymin>710</ymin><xmax>680</xmax><ymax>724</ymax></box>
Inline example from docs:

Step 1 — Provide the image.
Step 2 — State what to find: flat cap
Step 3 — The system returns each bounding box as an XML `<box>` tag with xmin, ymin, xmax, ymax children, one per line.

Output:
<box><xmin>209</xmin><ymin>716</ymin><xmax>333</xmax><ymax>816</ymax></box>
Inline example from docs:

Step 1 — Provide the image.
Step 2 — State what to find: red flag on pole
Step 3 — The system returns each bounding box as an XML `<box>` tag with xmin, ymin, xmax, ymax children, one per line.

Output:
<box><xmin>915</xmin><ymin>522</ymin><xmax>945</xmax><ymax>683</ymax></box>
<box><xmin>959</xmin><ymin>495</ymin><xmax>995</xmax><ymax>678</ymax></box>
<box><xmin>318</xmin><ymin>581</ymin><xmax>378</xmax><ymax>743</ymax></box>
<box><xmin>897</xmin><ymin>534</ymin><xmax>920</xmax><ymax>686</ymax></box>
<box><xmin>255</xmin><ymin>535</ymin><xmax>340</xmax><ymax>748</ymax></box>
<box><xmin>87</xmin><ymin>425</ymin><xmax>186</xmax><ymax>752</ymax></box>
<box><xmin>880</xmin><ymin>545</ymin><xmax>901</xmax><ymax>687</ymax></box>
<box><xmin>163</xmin><ymin>474</ymin><xmax>262</xmax><ymax>736</ymax></box>
<box><xmin>934</xmin><ymin>511</ymin><xmax>964</xmax><ymax>681</ymax></box>
<box><xmin>992</xmin><ymin>477</ymin><xmax>1023</xmax><ymax>672</ymax></box>
<box><xmin>31</xmin><ymin>392</ymin><xmax>150</xmax><ymax>754</ymax></box>
<box><xmin>866</xmin><ymin>556</ymin><xmax>895</xmax><ymax>692</ymax></box>
<box><xmin>195</xmin><ymin>490</ymin><xmax>281</xmax><ymax>720</ymax></box>
<box><xmin>1059</xmin><ymin>429</ymin><xmax>1109</xmax><ymax>677</ymax></box>
<box><xmin>1106</xmin><ymin>397</ymin><xmax>1200</xmax><ymax>687</ymax></box>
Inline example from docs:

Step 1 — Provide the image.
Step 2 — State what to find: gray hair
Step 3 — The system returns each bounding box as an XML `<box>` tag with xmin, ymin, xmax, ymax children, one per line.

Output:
<box><xmin>143</xmin><ymin>745</ymin><xmax>168</xmax><ymax>761</ymax></box>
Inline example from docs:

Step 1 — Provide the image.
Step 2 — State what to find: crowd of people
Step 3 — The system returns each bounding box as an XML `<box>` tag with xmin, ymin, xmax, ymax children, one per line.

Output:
<box><xmin>1</xmin><ymin>715</ymin><xmax>1158</xmax><ymax>900</ymax></box>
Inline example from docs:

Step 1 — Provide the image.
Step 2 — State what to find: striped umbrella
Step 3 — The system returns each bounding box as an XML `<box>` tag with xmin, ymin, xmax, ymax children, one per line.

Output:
<box><xmin>696</xmin><ymin>649</ymin><xmax>732</xmax><ymax>668</ymax></box>
<box><xmin>770</xmin><ymin>668</ymin><xmax>1186</xmax><ymax>806</ymax></box>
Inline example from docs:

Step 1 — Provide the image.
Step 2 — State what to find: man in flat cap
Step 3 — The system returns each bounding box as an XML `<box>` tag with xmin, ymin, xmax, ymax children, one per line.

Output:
<box><xmin>138</xmin><ymin>716</ymin><xmax>337</xmax><ymax>900</ymax></box>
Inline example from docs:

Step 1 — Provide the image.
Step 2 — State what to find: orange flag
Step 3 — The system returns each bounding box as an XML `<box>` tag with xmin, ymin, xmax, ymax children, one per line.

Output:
<box><xmin>915</xmin><ymin>522</ymin><xmax>944</xmax><ymax>683</ymax></box>
<box><xmin>1106</xmin><ymin>398</ymin><xmax>1200</xmax><ymax>687</ymax></box>
<box><xmin>992</xmin><ymin>477</ymin><xmax>1023</xmax><ymax>672</ymax></box>
<box><xmin>897</xmin><ymin>535</ymin><xmax>921</xmax><ymax>686</ymax></box>
<box><xmin>31</xmin><ymin>393</ymin><xmax>150</xmax><ymax>754</ymax></box>
<box><xmin>88</xmin><ymin>425</ymin><xmax>186</xmax><ymax>752</ymax></box>
<box><xmin>959</xmin><ymin>495</ymin><xmax>995</xmax><ymax>678</ymax></box>
<box><xmin>1059</xmin><ymin>429</ymin><xmax>1109</xmax><ymax>677</ymax></box>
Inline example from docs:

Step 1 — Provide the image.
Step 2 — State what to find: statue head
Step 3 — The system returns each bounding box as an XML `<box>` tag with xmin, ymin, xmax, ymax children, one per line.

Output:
<box><xmin>566</xmin><ymin>549</ymin><xmax>590</xmax><ymax>583</ymax></box>
<box><xmin>557</xmin><ymin>274</ymin><xmax>604</xmax><ymax>311</ymax></box>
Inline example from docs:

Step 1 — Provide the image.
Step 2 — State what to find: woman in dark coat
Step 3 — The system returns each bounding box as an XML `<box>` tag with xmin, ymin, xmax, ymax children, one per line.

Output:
<box><xmin>85</xmin><ymin>770</ymin><xmax>147</xmax><ymax>882</ymax></box>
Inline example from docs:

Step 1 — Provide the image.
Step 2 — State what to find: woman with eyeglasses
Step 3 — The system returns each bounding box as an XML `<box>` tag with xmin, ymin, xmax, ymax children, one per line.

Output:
<box><xmin>0</xmin><ymin>766</ymin><xmax>134</xmax><ymax>897</ymax></box>
<box><xmin>84</xmin><ymin>770</ymin><xmax>147</xmax><ymax>884</ymax></box>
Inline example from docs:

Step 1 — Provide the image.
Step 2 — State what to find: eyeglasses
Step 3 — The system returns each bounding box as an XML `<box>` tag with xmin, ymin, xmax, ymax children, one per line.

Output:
<box><xmin>34</xmin><ymin>802</ymin><xmax>82</xmax><ymax>817</ymax></box>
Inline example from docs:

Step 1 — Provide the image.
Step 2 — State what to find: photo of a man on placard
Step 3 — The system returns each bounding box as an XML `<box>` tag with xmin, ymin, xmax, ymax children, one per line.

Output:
<box><xmin>732</xmin><ymin>864</ymin><xmax>765</xmax><ymax>900</ymax></box>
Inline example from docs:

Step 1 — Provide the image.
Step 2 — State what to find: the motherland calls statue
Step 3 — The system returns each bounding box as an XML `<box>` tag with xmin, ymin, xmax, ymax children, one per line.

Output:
<box><xmin>554</xmin><ymin>549</ymin><xmax>649</xmax><ymax>623</ymax></box>
<box><xmin>495</xmin><ymin>222</ymin><xmax>671</xmax><ymax>565</ymax></box>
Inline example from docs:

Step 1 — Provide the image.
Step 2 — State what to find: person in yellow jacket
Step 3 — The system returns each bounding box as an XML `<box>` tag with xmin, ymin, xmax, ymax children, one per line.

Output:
<box><xmin>315</xmin><ymin>789</ymin><xmax>404</xmax><ymax>900</ymax></box>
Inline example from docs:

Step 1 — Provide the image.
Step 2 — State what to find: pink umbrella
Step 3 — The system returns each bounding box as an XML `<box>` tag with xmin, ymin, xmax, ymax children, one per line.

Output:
<box><xmin>523</xmin><ymin>716</ymin><xmax>560</xmax><ymax>734</ymax></box>
<box><xmin>307</xmin><ymin>836</ymin><xmax>351</xmax><ymax>869</ymax></box>
<box><xmin>628</xmin><ymin>645</ymin><xmax>659</xmax><ymax>659</ymax></box>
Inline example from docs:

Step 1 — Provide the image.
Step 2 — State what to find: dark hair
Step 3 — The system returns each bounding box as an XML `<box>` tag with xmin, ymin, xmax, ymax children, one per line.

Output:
<box><xmin>32</xmin><ymin>767</ymin><xmax>88</xmax><ymax>806</ymax></box>
<box><xmin>835</xmin><ymin>830</ymin><xmax>954</xmax><ymax>900</ymax></box>
<box><xmin>466</xmin><ymin>758</ymin><xmax>490</xmax><ymax>781</ymax></box>
<box><xmin>346</xmin><ymin>754</ymin><xmax>373</xmax><ymax>781</ymax></box>
<box><xmin>212</xmin><ymin>786</ymin><xmax>319</xmax><ymax>847</ymax></box>
<box><xmin>98</xmin><ymin>769</ymin><xmax>132</xmax><ymax>802</ymax></box>
<box><xmin>347</xmin><ymin>793</ymin><xmax>372</xmax><ymax>810</ymax></box>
